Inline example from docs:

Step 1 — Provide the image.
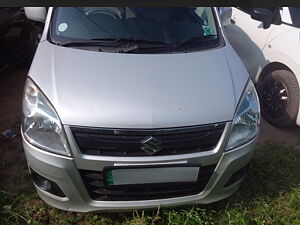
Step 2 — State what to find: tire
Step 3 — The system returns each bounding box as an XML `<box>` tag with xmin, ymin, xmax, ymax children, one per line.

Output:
<box><xmin>257</xmin><ymin>69</ymin><xmax>299</xmax><ymax>127</ymax></box>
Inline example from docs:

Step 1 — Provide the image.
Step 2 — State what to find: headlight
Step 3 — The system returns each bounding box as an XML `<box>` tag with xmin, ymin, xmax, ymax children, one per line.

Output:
<box><xmin>22</xmin><ymin>78</ymin><xmax>71</xmax><ymax>156</ymax></box>
<box><xmin>226</xmin><ymin>80</ymin><xmax>260</xmax><ymax>151</ymax></box>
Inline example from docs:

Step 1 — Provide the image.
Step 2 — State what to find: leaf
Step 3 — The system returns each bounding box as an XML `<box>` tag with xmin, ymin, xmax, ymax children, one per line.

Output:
<box><xmin>93</xmin><ymin>215</ymin><xmax>98</xmax><ymax>220</ymax></box>
<box><xmin>3</xmin><ymin>204</ymin><xmax>12</xmax><ymax>210</ymax></box>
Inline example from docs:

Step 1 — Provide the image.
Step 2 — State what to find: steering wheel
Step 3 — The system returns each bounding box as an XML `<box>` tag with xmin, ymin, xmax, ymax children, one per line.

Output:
<box><xmin>85</xmin><ymin>7</ymin><xmax>119</xmax><ymax>20</ymax></box>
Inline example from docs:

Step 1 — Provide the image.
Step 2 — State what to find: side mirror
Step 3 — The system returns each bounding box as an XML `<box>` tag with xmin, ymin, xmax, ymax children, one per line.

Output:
<box><xmin>24</xmin><ymin>7</ymin><xmax>46</xmax><ymax>23</ymax></box>
<box><xmin>250</xmin><ymin>8</ymin><xmax>273</xmax><ymax>29</ymax></box>
<box><xmin>218</xmin><ymin>7</ymin><xmax>232</xmax><ymax>27</ymax></box>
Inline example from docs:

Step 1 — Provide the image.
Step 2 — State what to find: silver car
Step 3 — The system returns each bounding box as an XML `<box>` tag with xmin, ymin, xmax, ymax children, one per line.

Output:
<box><xmin>22</xmin><ymin>7</ymin><xmax>260</xmax><ymax>212</ymax></box>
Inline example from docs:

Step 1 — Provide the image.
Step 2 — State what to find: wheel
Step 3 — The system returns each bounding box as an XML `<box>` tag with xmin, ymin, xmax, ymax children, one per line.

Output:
<box><xmin>257</xmin><ymin>69</ymin><xmax>300</xmax><ymax>127</ymax></box>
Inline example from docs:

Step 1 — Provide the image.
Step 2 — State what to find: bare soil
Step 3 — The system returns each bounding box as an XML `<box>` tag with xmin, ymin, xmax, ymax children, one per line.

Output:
<box><xmin>258</xmin><ymin>119</ymin><xmax>300</xmax><ymax>147</ymax></box>
<box><xmin>0</xmin><ymin>66</ymin><xmax>29</xmax><ymax>191</ymax></box>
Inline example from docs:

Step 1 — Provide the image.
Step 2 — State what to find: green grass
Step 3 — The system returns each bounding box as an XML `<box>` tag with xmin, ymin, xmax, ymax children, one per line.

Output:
<box><xmin>1</xmin><ymin>141</ymin><xmax>300</xmax><ymax>225</ymax></box>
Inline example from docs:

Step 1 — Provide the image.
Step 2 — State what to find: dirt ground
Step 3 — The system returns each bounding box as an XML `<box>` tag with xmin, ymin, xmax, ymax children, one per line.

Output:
<box><xmin>0</xmin><ymin>66</ymin><xmax>300</xmax><ymax>192</ymax></box>
<box><xmin>0</xmin><ymin>66</ymin><xmax>28</xmax><ymax>191</ymax></box>
<box><xmin>258</xmin><ymin>118</ymin><xmax>300</xmax><ymax>147</ymax></box>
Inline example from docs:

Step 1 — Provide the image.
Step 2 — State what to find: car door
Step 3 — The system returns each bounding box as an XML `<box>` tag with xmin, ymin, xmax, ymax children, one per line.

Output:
<box><xmin>224</xmin><ymin>7</ymin><xmax>274</xmax><ymax>81</ymax></box>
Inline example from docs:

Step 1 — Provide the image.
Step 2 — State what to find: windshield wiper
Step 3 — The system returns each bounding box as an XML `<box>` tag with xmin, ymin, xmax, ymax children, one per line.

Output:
<box><xmin>117</xmin><ymin>35</ymin><xmax>219</xmax><ymax>53</ymax></box>
<box><xmin>57</xmin><ymin>38</ymin><xmax>120</xmax><ymax>47</ymax></box>
<box><xmin>118</xmin><ymin>44</ymin><xmax>174</xmax><ymax>53</ymax></box>
<box><xmin>175</xmin><ymin>35</ymin><xmax>218</xmax><ymax>47</ymax></box>
<box><xmin>56</xmin><ymin>36</ymin><xmax>215</xmax><ymax>52</ymax></box>
<box><xmin>57</xmin><ymin>37</ymin><xmax>169</xmax><ymax>47</ymax></box>
<box><xmin>120</xmin><ymin>36</ymin><xmax>218</xmax><ymax>53</ymax></box>
<box><xmin>114</xmin><ymin>37</ymin><xmax>170</xmax><ymax>46</ymax></box>
<box><xmin>109</xmin><ymin>38</ymin><xmax>174</xmax><ymax>53</ymax></box>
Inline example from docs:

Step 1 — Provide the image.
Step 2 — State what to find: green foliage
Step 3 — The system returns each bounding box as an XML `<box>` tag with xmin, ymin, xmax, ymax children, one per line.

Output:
<box><xmin>1</xmin><ymin>142</ymin><xmax>300</xmax><ymax>225</ymax></box>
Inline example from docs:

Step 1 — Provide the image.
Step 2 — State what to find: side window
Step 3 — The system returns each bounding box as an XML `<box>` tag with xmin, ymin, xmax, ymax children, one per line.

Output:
<box><xmin>289</xmin><ymin>7</ymin><xmax>300</xmax><ymax>27</ymax></box>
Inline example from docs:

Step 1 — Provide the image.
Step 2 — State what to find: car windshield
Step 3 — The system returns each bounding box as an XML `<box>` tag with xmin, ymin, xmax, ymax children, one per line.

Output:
<box><xmin>289</xmin><ymin>7</ymin><xmax>300</xmax><ymax>28</ymax></box>
<box><xmin>49</xmin><ymin>7</ymin><xmax>220</xmax><ymax>53</ymax></box>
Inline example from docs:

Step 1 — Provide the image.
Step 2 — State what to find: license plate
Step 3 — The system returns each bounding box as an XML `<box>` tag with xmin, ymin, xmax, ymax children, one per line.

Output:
<box><xmin>104</xmin><ymin>166</ymin><xmax>200</xmax><ymax>186</ymax></box>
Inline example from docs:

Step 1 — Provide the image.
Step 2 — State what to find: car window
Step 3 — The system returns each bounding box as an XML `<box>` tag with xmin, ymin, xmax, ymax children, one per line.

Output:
<box><xmin>289</xmin><ymin>7</ymin><xmax>300</xmax><ymax>28</ymax></box>
<box><xmin>49</xmin><ymin>7</ymin><xmax>220</xmax><ymax>53</ymax></box>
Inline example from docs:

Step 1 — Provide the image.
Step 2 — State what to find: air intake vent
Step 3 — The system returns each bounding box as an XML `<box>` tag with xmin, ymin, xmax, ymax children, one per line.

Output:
<box><xmin>71</xmin><ymin>123</ymin><xmax>225</xmax><ymax>157</ymax></box>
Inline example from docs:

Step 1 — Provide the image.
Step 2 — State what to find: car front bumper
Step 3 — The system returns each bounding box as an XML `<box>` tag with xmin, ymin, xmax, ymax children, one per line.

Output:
<box><xmin>22</xmin><ymin>123</ymin><xmax>257</xmax><ymax>212</ymax></box>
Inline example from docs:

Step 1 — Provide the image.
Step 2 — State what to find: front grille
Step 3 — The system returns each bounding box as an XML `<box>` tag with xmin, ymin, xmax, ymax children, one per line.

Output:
<box><xmin>80</xmin><ymin>164</ymin><xmax>216</xmax><ymax>201</ymax></box>
<box><xmin>71</xmin><ymin>123</ymin><xmax>226</xmax><ymax>157</ymax></box>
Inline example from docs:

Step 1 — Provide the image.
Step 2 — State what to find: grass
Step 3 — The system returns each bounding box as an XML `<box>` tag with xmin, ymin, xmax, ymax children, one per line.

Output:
<box><xmin>1</xmin><ymin>141</ymin><xmax>300</xmax><ymax>225</ymax></box>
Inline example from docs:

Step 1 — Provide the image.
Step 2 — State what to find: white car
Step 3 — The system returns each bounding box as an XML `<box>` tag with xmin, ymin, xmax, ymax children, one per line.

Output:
<box><xmin>225</xmin><ymin>7</ymin><xmax>300</xmax><ymax>127</ymax></box>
